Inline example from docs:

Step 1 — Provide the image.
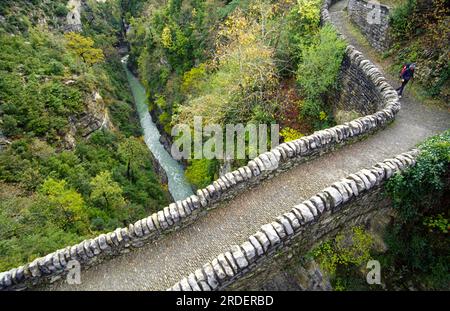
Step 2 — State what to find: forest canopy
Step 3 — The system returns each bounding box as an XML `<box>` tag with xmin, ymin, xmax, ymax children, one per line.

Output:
<box><xmin>127</xmin><ymin>0</ymin><xmax>346</xmax><ymax>188</ymax></box>
<box><xmin>0</xmin><ymin>0</ymin><xmax>170</xmax><ymax>271</ymax></box>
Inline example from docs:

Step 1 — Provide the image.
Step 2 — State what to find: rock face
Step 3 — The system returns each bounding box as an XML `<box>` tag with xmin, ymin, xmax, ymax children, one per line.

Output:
<box><xmin>0</xmin><ymin>132</ymin><xmax>11</xmax><ymax>152</ymax></box>
<box><xmin>257</xmin><ymin>260</ymin><xmax>332</xmax><ymax>291</ymax></box>
<box><xmin>347</xmin><ymin>0</ymin><xmax>391</xmax><ymax>52</ymax></box>
<box><xmin>63</xmin><ymin>91</ymin><xmax>112</xmax><ymax>149</ymax></box>
<box><xmin>66</xmin><ymin>0</ymin><xmax>82</xmax><ymax>32</ymax></box>
<box><xmin>147</xmin><ymin>150</ymin><xmax>173</xmax><ymax>201</ymax></box>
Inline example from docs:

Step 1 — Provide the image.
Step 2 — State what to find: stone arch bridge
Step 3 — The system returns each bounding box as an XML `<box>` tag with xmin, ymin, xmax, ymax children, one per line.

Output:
<box><xmin>1</xmin><ymin>0</ymin><xmax>448</xmax><ymax>291</ymax></box>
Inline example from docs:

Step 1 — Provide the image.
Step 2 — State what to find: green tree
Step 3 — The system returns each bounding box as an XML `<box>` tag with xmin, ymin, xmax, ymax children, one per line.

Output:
<box><xmin>65</xmin><ymin>32</ymin><xmax>105</xmax><ymax>66</ymax></box>
<box><xmin>295</xmin><ymin>24</ymin><xmax>346</xmax><ymax>129</ymax></box>
<box><xmin>118</xmin><ymin>137</ymin><xmax>148</xmax><ymax>180</ymax></box>
<box><xmin>90</xmin><ymin>171</ymin><xmax>125</xmax><ymax>211</ymax></box>
<box><xmin>296</xmin><ymin>24</ymin><xmax>346</xmax><ymax>99</ymax></box>
<box><xmin>185</xmin><ymin>159</ymin><xmax>218</xmax><ymax>190</ymax></box>
<box><xmin>39</xmin><ymin>177</ymin><xmax>88</xmax><ymax>231</ymax></box>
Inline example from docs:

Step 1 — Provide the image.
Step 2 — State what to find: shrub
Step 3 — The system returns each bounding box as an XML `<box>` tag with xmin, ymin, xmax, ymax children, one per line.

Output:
<box><xmin>185</xmin><ymin>159</ymin><xmax>218</xmax><ymax>190</ymax></box>
<box><xmin>296</xmin><ymin>24</ymin><xmax>346</xmax><ymax>99</ymax></box>
<box><xmin>296</xmin><ymin>25</ymin><xmax>345</xmax><ymax>130</ymax></box>
<box><xmin>390</xmin><ymin>0</ymin><xmax>417</xmax><ymax>39</ymax></box>
<box><xmin>55</xmin><ymin>3</ymin><xmax>69</xmax><ymax>17</ymax></box>
<box><xmin>311</xmin><ymin>226</ymin><xmax>374</xmax><ymax>277</ymax></box>
<box><xmin>383</xmin><ymin>130</ymin><xmax>450</xmax><ymax>289</ymax></box>
<box><xmin>423</xmin><ymin>214</ymin><xmax>449</xmax><ymax>234</ymax></box>
<box><xmin>280</xmin><ymin>127</ymin><xmax>303</xmax><ymax>142</ymax></box>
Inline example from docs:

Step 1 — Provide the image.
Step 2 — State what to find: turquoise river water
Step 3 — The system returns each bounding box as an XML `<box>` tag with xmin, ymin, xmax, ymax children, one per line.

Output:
<box><xmin>121</xmin><ymin>56</ymin><xmax>193</xmax><ymax>201</ymax></box>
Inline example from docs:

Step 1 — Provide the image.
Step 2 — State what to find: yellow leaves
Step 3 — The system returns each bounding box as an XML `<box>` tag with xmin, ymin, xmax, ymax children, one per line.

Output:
<box><xmin>218</xmin><ymin>11</ymin><xmax>253</xmax><ymax>45</ymax></box>
<box><xmin>176</xmin><ymin>2</ymin><xmax>280</xmax><ymax>126</ymax></box>
<box><xmin>280</xmin><ymin>127</ymin><xmax>304</xmax><ymax>142</ymax></box>
<box><xmin>177</xmin><ymin>36</ymin><xmax>278</xmax><ymax>125</ymax></box>
<box><xmin>182</xmin><ymin>63</ymin><xmax>207</xmax><ymax>94</ymax></box>
<box><xmin>312</xmin><ymin>226</ymin><xmax>374</xmax><ymax>278</ymax></box>
<box><xmin>242</xmin><ymin>74</ymin><xmax>254</xmax><ymax>88</ymax></box>
<box><xmin>161</xmin><ymin>26</ymin><xmax>173</xmax><ymax>48</ymax></box>
<box><xmin>155</xmin><ymin>94</ymin><xmax>167</xmax><ymax>109</ymax></box>
<box><xmin>249</xmin><ymin>0</ymin><xmax>276</xmax><ymax>20</ymax></box>
<box><xmin>296</xmin><ymin>0</ymin><xmax>321</xmax><ymax>27</ymax></box>
<box><xmin>176</xmin><ymin>93</ymin><xmax>225</xmax><ymax>125</ymax></box>
<box><xmin>64</xmin><ymin>32</ymin><xmax>104</xmax><ymax>67</ymax></box>
<box><xmin>216</xmin><ymin>8</ymin><xmax>274</xmax><ymax>66</ymax></box>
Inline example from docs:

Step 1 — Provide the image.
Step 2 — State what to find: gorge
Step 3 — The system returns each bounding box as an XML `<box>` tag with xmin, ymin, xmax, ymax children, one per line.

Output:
<box><xmin>121</xmin><ymin>56</ymin><xmax>193</xmax><ymax>201</ymax></box>
<box><xmin>0</xmin><ymin>0</ymin><xmax>448</xmax><ymax>292</ymax></box>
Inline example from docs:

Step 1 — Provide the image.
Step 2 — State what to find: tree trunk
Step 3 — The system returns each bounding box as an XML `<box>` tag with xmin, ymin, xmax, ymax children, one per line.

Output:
<box><xmin>127</xmin><ymin>159</ymin><xmax>131</xmax><ymax>180</ymax></box>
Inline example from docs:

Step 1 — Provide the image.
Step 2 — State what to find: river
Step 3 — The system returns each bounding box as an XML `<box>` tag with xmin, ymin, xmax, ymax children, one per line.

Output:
<box><xmin>121</xmin><ymin>56</ymin><xmax>193</xmax><ymax>201</ymax></box>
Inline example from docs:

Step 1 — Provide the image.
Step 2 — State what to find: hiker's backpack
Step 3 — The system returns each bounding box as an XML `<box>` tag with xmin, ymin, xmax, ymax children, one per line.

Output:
<box><xmin>400</xmin><ymin>64</ymin><xmax>408</xmax><ymax>78</ymax></box>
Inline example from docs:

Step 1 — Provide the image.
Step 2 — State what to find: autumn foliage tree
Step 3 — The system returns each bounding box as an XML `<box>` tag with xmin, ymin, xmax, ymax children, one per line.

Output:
<box><xmin>176</xmin><ymin>7</ymin><xmax>279</xmax><ymax>125</ymax></box>
<box><xmin>65</xmin><ymin>32</ymin><xmax>105</xmax><ymax>66</ymax></box>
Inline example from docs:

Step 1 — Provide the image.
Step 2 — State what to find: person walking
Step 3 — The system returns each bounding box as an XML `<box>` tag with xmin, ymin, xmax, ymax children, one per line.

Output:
<box><xmin>396</xmin><ymin>63</ymin><xmax>415</xmax><ymax>98</ymax></box>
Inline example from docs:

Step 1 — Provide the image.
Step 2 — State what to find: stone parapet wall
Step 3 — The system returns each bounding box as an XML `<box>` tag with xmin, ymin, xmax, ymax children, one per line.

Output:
<box><xmin>168</xmin><ymin>149</ymin><xmax>420</xmax><ymax>291</ymax></box>
<box><xmin>347</xmin><ymin>0</ymin><xmax>391</xmax><ymax>52</ymax></box>
<box><xmin>0</xmin><ymin>0</ymin><xmax>401</xmax><ymax>291</ymax></box>
<box><xmin>333</xmin><ymin>51</ymin><xmax>385</xmax><ymax>115</ymax></box>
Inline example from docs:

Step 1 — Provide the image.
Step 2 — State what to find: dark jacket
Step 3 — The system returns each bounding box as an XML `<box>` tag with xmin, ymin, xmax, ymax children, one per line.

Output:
<box><xmin>401</xmin><ymin>64</ymin><xmax>415</xmax><ymax>81</ymax></box>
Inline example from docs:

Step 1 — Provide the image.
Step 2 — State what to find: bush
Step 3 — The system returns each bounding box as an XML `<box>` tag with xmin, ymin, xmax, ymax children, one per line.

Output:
<box><xmin>390</xmin><ymin>0</ymin><xmax>417</xmax><ymax>39</ymax></box>
<box><xmin>296</xmin><ymin>24</ymin><xmax>346</xmax><ymax>99</ymax></box>
<box><xmin>55</xmin><ymin>3</ymin><xmax>69</xmax><ymax>17</ymax></box>
<box><xmin>296</xmin><ymin>25</ymin><xmax>345</xmax><ymax>130</ymax></box>
<box><xmin>185</xmin><ymin>159</ymin><xmax>218</xmax><ymax>190</ymax></box>
<box><xmin>383</xmin><ymin>130</ymin><xmax>450</xmax><ymax>289</ymax></box>
<box><xmin>310</xmin><ymin>226</ymin><xmax>374</xmax><ymax>290</ymax></box>
<box><xmin>280</xmin><ymin>127</ymin><xmax>303</xmax><ymax>142</ymax></box>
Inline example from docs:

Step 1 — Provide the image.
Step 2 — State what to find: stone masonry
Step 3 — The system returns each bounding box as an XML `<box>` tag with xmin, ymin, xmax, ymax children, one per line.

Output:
<box><xmin>347</xmin><ymin>0</ymin><xmax>391</xmax><ymax>52</ymax></box>
<box><xmin>168</xmin><ymin>149</ymin><xmax>420</xmax><ymax>291</ymax></box>
<box><xmin>333</xmin><ymin>51</ymin><xmax>385</xmax><ymax>115</ymax></box>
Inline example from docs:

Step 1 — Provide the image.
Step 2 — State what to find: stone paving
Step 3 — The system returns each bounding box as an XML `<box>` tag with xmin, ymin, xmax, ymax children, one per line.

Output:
<box><xmin>41</xmin><ymin>0</ymin><xmax>449</xmax><ymax>291</ymax></box>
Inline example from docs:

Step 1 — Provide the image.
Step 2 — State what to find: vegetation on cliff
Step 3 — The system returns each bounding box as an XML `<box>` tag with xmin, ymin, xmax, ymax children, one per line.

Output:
<box><xmin>0</xmin><ymin>0</ymin><xmax>169</xmax><ymax>271</ymax></box>
<box><xmin>388</xmin><ymin>0</ymin><xmax>449</xmax><ymax>102</ymax></box>
<box><xmin>127</xmin><ymin>0</ymin><xmax>346</xmax><ymax>189</ymax></box>
<box><xmin>382</xmin><ymin>130</ymin><xmax>450</xmax><ymax>290</ymax></box>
